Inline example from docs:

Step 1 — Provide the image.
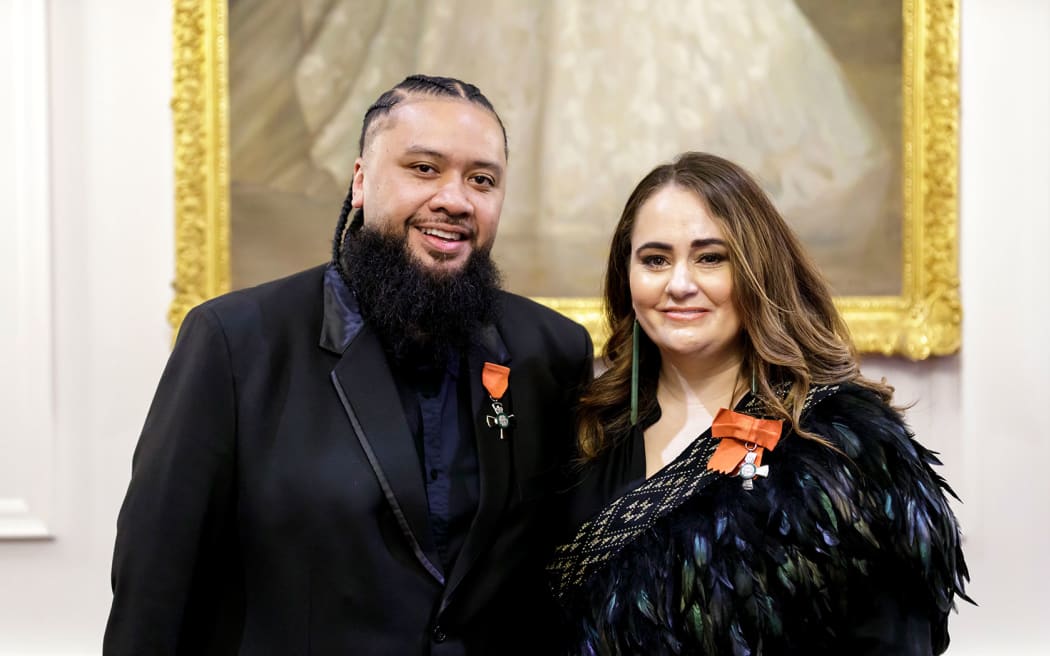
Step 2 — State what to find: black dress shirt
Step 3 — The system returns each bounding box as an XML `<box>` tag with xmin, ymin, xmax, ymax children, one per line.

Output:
<box><xmin>394</xmin><ymin>355</ymin><xmax>480</xmax><ymax>575</ymax></box>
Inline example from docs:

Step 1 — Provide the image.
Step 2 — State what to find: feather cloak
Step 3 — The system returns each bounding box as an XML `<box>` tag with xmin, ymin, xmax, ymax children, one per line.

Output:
<box><xmin>549</xmin><ymin>384</ymin><xmax>970</xmax><ymax>655</ymax></box>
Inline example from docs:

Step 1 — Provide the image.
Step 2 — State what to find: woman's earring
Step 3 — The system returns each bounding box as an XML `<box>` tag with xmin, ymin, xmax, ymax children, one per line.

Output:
<box><xmin>630</xmin><ymin>319</ymin><xmax>640</xmax><ymax>425</ymax></box>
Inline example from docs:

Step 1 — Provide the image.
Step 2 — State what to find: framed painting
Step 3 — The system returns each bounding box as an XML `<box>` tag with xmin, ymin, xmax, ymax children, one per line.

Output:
<box><xmin>170</xmin><ymin>0</ymin><xmax>959</xmax><ymax>359</ymax></box>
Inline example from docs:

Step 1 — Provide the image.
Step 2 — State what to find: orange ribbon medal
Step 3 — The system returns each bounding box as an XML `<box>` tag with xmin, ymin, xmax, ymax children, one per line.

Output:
<box><xmin>482</xmin><ymin>363</ymin><xmax>514</xmax><ymax>440</ymax></box>
<box><xmin>482</xmin><ymin>362</ymin><xmax>510</xmax><ymax>399</ymax></box>
<box><xmin>706</xmin><ymin>408</ymin><xmax>783</xmax><ymax>489</ymax></box>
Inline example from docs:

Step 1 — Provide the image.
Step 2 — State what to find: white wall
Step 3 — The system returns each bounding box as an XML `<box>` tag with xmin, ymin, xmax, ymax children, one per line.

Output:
<box><xmin>863</xmin><ymin>2</ymin><xmax>1050</xmax><ymax>653</ymax></box>
<box><xmin>951</xmin><ymin>0</ymin><xmax>1050</xmax><ymax>652</ymax></box>
<box><xmin>1</xmin><ymin>0</ymin><xmax>53</xmax><ymax>542</ymax></box>
<box><xmin>0</xmin><ymin>0</ymin><xmax>1047</xmax><ymax>653</ymax></box>
<box><xmin>0</xmin><ymin>0</ymin><xmax>174</xmax><ymax>653</ymax></box>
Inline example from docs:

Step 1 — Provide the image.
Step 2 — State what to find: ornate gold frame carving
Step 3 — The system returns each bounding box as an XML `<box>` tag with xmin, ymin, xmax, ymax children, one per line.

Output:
<box><xmin>170</xmin><ymin>0</ymin><xmax>959</xmax><ymax>359</ymax></box>
<box><xmin>170</xmin><ymin>0</ymin><xmax>229</xmax><ymax>329</ymax></box>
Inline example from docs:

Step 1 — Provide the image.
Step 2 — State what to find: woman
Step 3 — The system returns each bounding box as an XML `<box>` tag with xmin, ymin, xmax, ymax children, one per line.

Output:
<box><xmin>549</xmin><ymin>152</ymin><xmax>969</xmax><ymax>655</ymax></box>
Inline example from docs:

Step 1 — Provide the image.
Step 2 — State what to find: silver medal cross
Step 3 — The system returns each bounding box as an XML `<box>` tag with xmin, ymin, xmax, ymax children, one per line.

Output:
<box><xmin>485</xmin><ymin>399</ymin><xmax>514</xmax><ymax>440</ymax></box>
<box><xmin>736</xmin><ymin>451</ymin><xmax>769</xmax><ymax>490</ymax></box>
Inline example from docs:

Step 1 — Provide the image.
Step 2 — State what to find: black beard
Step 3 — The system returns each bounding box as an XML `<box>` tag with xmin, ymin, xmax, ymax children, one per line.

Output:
<box><xmin>340</xmin><ymin>224</ymin><xmax>503</xmax><ymax>370</ymax></box>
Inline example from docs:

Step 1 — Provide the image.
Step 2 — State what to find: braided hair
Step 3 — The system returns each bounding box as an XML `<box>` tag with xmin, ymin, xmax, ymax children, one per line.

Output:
<box><xmin>330</xmin><ymin>74</ymin><xmax>508</xmax><ymax>285</ymax></box>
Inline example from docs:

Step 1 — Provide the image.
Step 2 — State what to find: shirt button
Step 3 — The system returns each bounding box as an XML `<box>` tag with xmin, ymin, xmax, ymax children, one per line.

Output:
<box><xmin>432</xmin><ymin>625</ymin><xmax>447</xmax><ymax>643</ymax></box>
<box><xmin>430</xmin><ymin>469</ymin><xmax>439</xmax><ymax>481</ymax></box>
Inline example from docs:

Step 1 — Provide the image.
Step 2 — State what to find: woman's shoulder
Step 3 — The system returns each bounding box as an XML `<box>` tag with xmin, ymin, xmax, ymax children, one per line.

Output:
<box><xmin>772</xmin><ymin>382</ymin><xmax>957</xmax><ymax>548</ymax></box>
<box><xmin>765</xmin><ymin>382</ymin><xmax>969</xmax><ymax>623</ymax></box>
<box><xmin>788</xmin><ymin>384</ymin><xmax>953</xmax><ymax>495</ymax></box>
<box><xmin>780</xmin><ymin>382</ymin><xmax>919</xmax><ymax>466</ymax></box>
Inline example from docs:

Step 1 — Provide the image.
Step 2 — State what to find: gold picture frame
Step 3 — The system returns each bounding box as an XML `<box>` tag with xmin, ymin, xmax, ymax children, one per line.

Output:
<box><xmin>170</xmin><ymin>0</ymin><xmax>959</xmax><ymax>360</ymax></box>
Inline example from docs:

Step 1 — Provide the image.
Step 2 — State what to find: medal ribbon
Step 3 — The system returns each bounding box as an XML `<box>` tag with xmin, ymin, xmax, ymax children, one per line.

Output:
<box><xmin>706</xmin><ymin>408</ymin><xmax>784</xmax><ymax>474</ymax></box>
<box><xmin>482</xmin><ymin>362</ymin><xmax>510</xmax><ymax>399</ymax></box>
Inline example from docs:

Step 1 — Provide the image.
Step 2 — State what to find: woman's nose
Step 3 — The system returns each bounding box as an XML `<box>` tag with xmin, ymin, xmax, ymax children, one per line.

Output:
<box><xmin>666</xmin><ymin>263</ymin><xmax>699</xmax><ymax>298</ymax></box>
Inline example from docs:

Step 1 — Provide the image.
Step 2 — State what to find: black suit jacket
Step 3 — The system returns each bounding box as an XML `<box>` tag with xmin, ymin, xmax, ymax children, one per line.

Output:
<box><xmin>103</xmin><ymin>265</ymin><xmax>593</xmax><ymax>655</ymax></box>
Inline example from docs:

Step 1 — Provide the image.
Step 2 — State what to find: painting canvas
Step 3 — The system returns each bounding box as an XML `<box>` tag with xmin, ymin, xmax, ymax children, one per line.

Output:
<box><xmin>228</xmin><ymin>0</ymin><xmax>901</xmax><ymax>298</ymax></box>
<box><xmin>170</xmin><ymin>0</ymin><xmax>960</xmax><ymax>358</ymax></box>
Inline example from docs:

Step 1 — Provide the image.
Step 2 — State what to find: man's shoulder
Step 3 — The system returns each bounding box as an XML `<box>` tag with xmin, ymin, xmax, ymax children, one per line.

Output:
<box><xmin>197</xmin><ymin>264</ymin><xmax>327</xmax><ymax>317</ymax></box>
<box><xmin>183</xmin><ymin>265</ymin><xmax>328</xmax><ymax>344</ymax></box>
<box><xmin>496</xmin><ymin>291</ymin><xmax>593</xmax><ymax>362</ymax></box>
<box><xmin>497</xmin><ymin>291</ymin><xmax>585</xmax><ymax>332</ymax></box>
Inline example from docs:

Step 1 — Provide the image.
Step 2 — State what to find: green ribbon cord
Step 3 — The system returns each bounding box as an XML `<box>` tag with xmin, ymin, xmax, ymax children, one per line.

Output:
<box><xmin>630</xmin><ymin>319</ymin><xmax>639</xmax><ymax>425</ymax></box>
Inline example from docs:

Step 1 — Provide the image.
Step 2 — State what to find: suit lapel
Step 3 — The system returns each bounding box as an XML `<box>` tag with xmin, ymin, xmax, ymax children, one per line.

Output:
<box><xmin>320</xmin><ymin>266</ymin><xmax>516</xmax><ymax>595</ymax></box>
<box><xmin>443</xmin><ymin>326</ymin><xmax>513</xmax><ymax>601</ymax></box>
<box><xmin>329</xmin><ymin>325</ymin><xmax>445</xmax><ymax>584</ymax></box>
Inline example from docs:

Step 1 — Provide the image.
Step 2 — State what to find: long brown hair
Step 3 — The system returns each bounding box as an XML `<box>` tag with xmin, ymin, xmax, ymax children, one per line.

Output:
<box><xmin>577</xmin><ymin>152</ymin><xmax>892</xmax><ymax>459</ymax></box>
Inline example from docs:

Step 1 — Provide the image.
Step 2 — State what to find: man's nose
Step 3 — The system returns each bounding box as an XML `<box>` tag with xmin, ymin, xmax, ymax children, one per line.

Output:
<box><xmin>429</xmin><ymin>178</ymin><xmax>473</xmax><ymax>217</ymax></box>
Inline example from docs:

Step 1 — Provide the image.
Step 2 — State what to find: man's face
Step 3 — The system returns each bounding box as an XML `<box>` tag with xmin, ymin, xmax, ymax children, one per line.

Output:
<box><xmin>351</xmin><ymin>98</ymin><xmax>507</xmax><ymax>274</ymax></box>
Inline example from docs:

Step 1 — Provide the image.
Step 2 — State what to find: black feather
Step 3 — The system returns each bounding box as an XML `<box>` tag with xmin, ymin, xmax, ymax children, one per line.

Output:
<box><xmin>554</xmin><ymin>384</ymin><xmax>971</xmax><ymax>655</ymax></box>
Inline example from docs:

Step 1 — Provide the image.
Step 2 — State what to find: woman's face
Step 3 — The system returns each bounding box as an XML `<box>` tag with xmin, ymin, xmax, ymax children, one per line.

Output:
<box><xmin>629</xmin><ymin>184</ymin><xmax>743</xmax><ymax>365</ymax></box>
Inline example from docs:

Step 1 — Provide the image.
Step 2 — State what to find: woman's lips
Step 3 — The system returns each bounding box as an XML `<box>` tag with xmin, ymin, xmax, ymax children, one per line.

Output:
<box><xmin>661</xmin><ymin>308</ymin><xmax>709</xmax><ymax>321</ymax></box>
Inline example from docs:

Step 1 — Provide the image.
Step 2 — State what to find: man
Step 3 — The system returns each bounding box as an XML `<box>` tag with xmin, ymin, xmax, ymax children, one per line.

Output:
<box><xmin>104</xmin><ymin>75</ymin><xmax>593</xmax><ymax>655</ymax></box>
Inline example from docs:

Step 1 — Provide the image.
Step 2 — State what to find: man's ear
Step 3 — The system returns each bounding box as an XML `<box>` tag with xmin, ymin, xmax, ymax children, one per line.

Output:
<box><xmin>350</xmin><ymin>158</ymin><xmax>365</xmax><ymax>209</ymax></box>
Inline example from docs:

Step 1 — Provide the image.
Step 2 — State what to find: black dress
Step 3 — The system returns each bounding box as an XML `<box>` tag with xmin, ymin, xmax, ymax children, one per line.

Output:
<box><xmin>550</xmin><ymin>383</ymin><xmax>970</xmax><ymax>655</ymax></box>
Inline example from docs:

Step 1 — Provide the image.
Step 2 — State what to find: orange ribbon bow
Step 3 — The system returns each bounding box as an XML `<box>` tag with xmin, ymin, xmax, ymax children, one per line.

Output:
<box><xmin>706</xmin><ymin>408</ymin><xmax>784</xmax><ymax>474</ymax></box>
<box><xmin>482</xmin><ymin>362</ymin><xmax>510</xmax><ymax>399</ymax></box>
<box><xmin>482</xmin><ymin>363</ymin><xmax>514</xmax><ymax>440</ymax></box>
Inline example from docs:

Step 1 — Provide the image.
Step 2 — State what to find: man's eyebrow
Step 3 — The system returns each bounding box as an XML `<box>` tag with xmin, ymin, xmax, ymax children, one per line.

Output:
<box><xmin>403</xmin><ymin>145</ymin><xmax>504</xmax><ymax>176</ymax></box>
<box><xmin>404</xmin><ymin>145</ymin><xmax>447</xmax><ymax>160</ymax></box>
<box><xmin>470</xmin><ymin>159</ymin><xmax>505</xmax><ymax>176</ymax></box>
<box><xmin>635</xmin><ymin>238</ymin><xmax>726</xmax><ymax>253</ymax></box>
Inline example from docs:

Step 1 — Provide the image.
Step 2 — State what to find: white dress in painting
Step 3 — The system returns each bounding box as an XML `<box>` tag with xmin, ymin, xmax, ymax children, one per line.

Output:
<box><xmin>234</xmin><ymin>0</ymin><xmax>892</xmax><ymax>295</ymax></box>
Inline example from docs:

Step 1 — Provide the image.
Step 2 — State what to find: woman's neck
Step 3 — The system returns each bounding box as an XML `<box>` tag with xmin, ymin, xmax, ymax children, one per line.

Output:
<box><xmin>657</xmin><ymin>348</ymin><xmax>745</xmax><ymax>412</ymax></box>
<box><xmin>644</xmin><ymin>347</ymin><xmax>746</xmax><ymax>479</ymax></box>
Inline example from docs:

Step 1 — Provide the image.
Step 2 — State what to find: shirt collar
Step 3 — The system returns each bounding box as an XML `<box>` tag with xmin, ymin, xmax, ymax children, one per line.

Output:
<box><xmin>319</xmin><ymin>263</ymin><xmax>510</xmax><ymax>371</ymax></box>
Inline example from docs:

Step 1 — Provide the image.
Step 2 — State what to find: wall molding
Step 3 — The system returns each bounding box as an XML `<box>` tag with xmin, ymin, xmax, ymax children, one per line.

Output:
<box><xmin>0</xmin><ymin>0</ymin><xmax>54</xmax><ymax>540</ymax></box>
